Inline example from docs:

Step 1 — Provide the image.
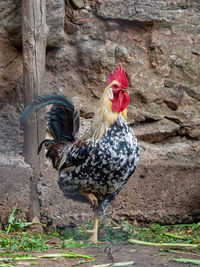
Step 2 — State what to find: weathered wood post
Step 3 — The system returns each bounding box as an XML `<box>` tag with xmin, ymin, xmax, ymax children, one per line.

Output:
<box><xmin>22</xmin><ymin>0</ymin><xmax>48</xmax><ymax>221</ymax></box>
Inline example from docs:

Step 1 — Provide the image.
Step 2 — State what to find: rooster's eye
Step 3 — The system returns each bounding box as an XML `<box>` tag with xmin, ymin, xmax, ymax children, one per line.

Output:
<box><xmin>113</xmin><ymin>85</ymin><xmax>118</xmax><ymax>89</ymax></box>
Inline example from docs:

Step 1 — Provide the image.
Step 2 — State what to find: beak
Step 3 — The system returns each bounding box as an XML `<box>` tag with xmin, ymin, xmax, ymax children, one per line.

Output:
<box><xmin>122</xmin><ymin>88</ymin><xmax>129</xmax><ymax>93</ymax></box>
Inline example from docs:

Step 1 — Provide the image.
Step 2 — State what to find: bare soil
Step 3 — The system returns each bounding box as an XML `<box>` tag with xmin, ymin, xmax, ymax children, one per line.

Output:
<box><xmin>28</xmin><ymin>242</ymin><xmax>199</xmax><ymax>266</ymax></box>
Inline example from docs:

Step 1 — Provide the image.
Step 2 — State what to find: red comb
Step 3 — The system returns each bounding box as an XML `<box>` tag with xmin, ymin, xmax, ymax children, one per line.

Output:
<box><xmin>108</xmin><ymin>65</ymin><xmax>128</xmax><ymax>88</ymax></box>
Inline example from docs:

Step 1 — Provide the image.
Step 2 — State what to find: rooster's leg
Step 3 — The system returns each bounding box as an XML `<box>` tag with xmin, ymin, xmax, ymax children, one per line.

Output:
<box><xmin>88</xmin><ymin>213</ymin><xmax>98</xmax><ymax>243</ymax></box>
<box><xmin>80</xmin><ymin>192</ymin><xmax>98</xmax><ymax>206</ymax></box>
<box><xmin>80</xmin><ymin>192</ymin><xmax>99</xmax><ymax>242</ymax></box>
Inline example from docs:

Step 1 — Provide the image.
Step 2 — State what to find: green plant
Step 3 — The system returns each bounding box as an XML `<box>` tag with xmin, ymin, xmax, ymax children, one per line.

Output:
<box><xmin>6</xmin><ymin>208</ymin><xmax>40</xmax><ymax>234</ymax></box>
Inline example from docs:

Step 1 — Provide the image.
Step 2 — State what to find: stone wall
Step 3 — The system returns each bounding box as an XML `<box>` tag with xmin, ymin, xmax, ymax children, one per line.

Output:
<box><xmin>0</xmin><ymin>0</ymin><xmax>65</xmax><ymax>47</ymax></box>
<box><xmin>0</xmin><ymin>0</ymin><xmax>200</xmax><ymax>227</ymax></box>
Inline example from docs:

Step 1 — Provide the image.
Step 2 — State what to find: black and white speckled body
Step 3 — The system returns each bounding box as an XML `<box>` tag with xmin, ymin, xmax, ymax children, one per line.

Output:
<box><xmin>58</xmin><ymin>115</ymin><xmax>139</xmax><ymax>217</ymax></box>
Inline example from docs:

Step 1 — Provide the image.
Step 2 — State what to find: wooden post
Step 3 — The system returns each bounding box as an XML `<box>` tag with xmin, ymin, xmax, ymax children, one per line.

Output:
<box><xmin>22</xmin><ymin>0</ymin><xmax>48</xmax><ymax>221</ymax></box>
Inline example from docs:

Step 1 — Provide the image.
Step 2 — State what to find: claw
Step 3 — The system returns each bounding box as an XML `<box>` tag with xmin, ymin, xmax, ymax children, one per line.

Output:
<box><xmin>89</xmin><ymin>194</ymin><xmax>98</xmax><ymax>206</ymax></box>
<box><xmin>80</xmin><ymin>192</ymin><xmax>98</xmax><ymax>207</ymax></box>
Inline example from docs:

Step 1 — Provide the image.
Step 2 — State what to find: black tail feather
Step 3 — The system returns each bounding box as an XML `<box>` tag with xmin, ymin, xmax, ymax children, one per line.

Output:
<box><xmin>20</xmin><ymin>94</ymin><xmax>74</xmax><ymax>124</ymax></box>
<box><xmin>20</xmin><ymin>94</ymin><xmax>80</xmax><ymax>148</ymax></box>
<box><xmin>46</xmin><ymin>105</ymin><xmax>76</xmax><ymax>142</ymax></box>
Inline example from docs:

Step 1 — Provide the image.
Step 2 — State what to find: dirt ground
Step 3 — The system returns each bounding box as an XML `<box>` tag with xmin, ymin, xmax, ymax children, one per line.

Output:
<box><xmin>25</xmin><ymin>242</ymin><xmax>199</xmax><ymax>267</ymax></box>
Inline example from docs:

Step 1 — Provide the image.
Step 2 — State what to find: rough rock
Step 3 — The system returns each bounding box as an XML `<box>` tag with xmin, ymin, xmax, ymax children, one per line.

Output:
<box><xmin>110</xmin><ymin>139</ymin><xmax>200</xmax><ymax>224</ymax></box>
<box><xmin>0</xmin><ymin>103</ymin><xmax>23</xmax><ymax>156</ymax></box>
<box><xmin>132</xmin><ymin>118</ymin><xmax>180</xmax><ymax>143</ymax></box>
<box><xmin>159</xmin><ymin>87</ymin><xmax>184</xmax><ymax>111</ymax></box>
<box><xmin>0</xmin><ymin>37</ymin><xmax>22</xmax><ymax>100</ymax></box>
<box><xmin>0</xmin><ymin>154</ymin><xmax>33</xmax><ymax>225</ymax></box>
<box><xmin>165</xmin><ymin>79</ymin><xmax>200</xmax><ymax>102</ymax></box>
<box><xmin>0</xmin><ymin>0</ymin><xmax>65</xmax><ymax>47</ymax></box>
<box><xmin>63</xmin><ymin>0</ymin><xmax>200</xmax><ymax>140</ymax></box>
<box><xmin>96</xmin><ymin>0</ymin><xmax>200</xmax><ymax>22</ymax></box>
<box><xmin>46</xmin><ymin>0</ymin><xmax>65</xmax><ymax>47</ymax></box>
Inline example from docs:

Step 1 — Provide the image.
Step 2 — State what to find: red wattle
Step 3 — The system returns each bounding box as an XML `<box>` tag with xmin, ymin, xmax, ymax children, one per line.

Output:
<box><xmin>112</xmin><ymin>91</ymin><xmax>130</xmax><ymax>112</ymax></box>
<box><xmin>120</xmin><ymin>92</ymin><xmax>130</xmax><ymax>111</ymax></box>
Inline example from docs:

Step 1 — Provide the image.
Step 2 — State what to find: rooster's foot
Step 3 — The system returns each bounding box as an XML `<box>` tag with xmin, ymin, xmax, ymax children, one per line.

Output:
<box><xmin>86</xmin><ymin>230</ymin><xmax>98</xmax><ymax>243</ymax></box>
<box><xmin>80</xmin><ymin>192</ymin><xmax>98</xmax><ymax>206</ymax></box>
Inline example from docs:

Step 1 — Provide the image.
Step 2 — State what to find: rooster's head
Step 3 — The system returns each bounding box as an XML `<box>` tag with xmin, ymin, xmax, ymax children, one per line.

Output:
<box><xmin>91</xmin><ymin>66</ymin><xmax>129</xmax><ymax>140</ymax></box>
<box><xmin>106</xmin><ymin>66</ymin><xmax>129</xmax><ymax>113</ymax></box>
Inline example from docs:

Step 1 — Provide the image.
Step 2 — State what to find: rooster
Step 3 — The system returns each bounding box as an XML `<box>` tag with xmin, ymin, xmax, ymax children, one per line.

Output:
<box><xmin>20</xmin><ymin>66</ymin><xmax>139</xmax><ymax>242</ymax></box>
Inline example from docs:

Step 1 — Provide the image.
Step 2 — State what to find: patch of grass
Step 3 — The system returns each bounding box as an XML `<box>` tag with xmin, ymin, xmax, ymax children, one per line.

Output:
<box><xmin>127</xmin><ymin>222</ymin><xmax>200</xmax><ymax>265</ymax></box>
<box><xmin>0</xmin><ymin>232</ymin><xmax>50</xmax><ymax>252</ymax></box>
<box><xmin>1</xmin><ymin>209</ymin><xmax>98</xmax><ymax>252</ymax></box>
<box><xmin>61</xmin><ymin>226</ymin><xmax>89</xmax><ymax>241</ymax></box>
<box><xmin>0</xmin><ymin>230</ymin><xmax>97</xmax><ymax>252</ymax></box>
<box><xmin>1</xmin><ymin>209</ymin><xmax>200</xmax><ymax>258</ymax></box>
<box><xmin>59</xmin><ymin>220</ymin><xmax>200</xmax><ymax>245</ymax></box>
<box><xmin>131</xmin><ymin>222</ymin><xmax>200</xmax><ymax>245</ymax></box>
<box><xmin>50</xmin><ymin>228</ymin><xmax>97</xmax><ymax>249</ymax></box>
<box><xmin>99</xmin><ymin>223</ymin><xmax>130</xmax><ymax>243</ymax></box>
<box><xmin>6</xmin><ymin>208</ymin><xmax>39</xmax><ymax>235</ymax></box>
